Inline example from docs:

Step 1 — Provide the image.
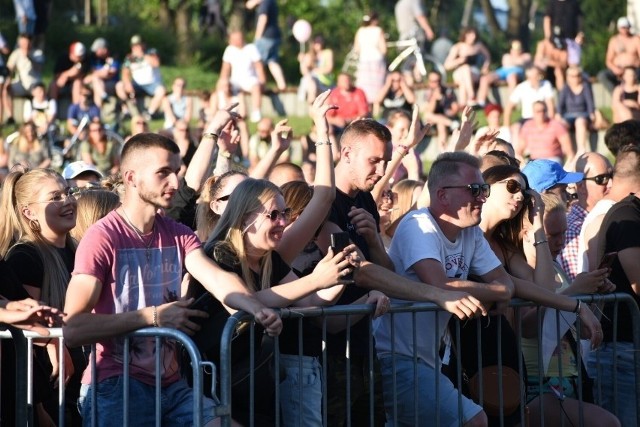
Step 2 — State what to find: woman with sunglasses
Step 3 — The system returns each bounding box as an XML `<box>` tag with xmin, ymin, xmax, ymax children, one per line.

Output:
<box><xmin>479</xmin><ymin>166</ymin><xmax>617</xmax><ymax>426</ymax></box>
<box><xmin>0</xmin><ymin>167</ymin><xmax>82</xmax><ymax>425</ymax></box>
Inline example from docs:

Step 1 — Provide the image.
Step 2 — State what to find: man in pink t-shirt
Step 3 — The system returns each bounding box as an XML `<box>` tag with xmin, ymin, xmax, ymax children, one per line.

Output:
<box><xmin>63</xmin><ymin>110</ymin><xmax>282</xmax><ymax>425</ymax></box>
<box><xmin>517</xmin><ymin>100</ymin><xmax>574</xmax><ymax>164</ymax></box>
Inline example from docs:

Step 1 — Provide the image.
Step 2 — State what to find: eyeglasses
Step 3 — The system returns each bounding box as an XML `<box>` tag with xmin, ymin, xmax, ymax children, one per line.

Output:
<box><xmin>31</xmin><ymin>187</ymin><xmax>77</xmax><ymax>205</ymax></box>
<box><xmin>583</xmin><ymin>172</ymin><xmax>613</xmax><ymax>186</ymax></box>
<box><xmin>441</xmin><ymin>183</ymin><xmax>491</xmax><ymax>198</ymax></box>
<box><xmin>497</xmin><ymin>179</ymin><xmax>524</xmax><ymax>194</ymax></box>
<box><xmin>89</xmin><ymin>128</ymin><xmax>103</xmax><ymax>132</ymax></box>
<box><xmin>262</xmin><ymin>208</ymin><xmax>292</xmax><ymax>222</ymax></box>
<box><xmin>216</xmin><ymin>194</ymin><xmax>231</xmax><ymax>202</ymax></box>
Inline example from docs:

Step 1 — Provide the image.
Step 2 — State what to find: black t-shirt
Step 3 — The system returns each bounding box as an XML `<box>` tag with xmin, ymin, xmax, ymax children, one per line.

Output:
<box><xmin>545</xmin><ymin>0</ymin><xmax>582</xmax><ymax>39</ymax></box>
<box><xmin>187</xmin><ymin>242</ymin><xmax>291</xmax><ymax>356</ymax></box>
<box><xmin>165</xmin><ymin>178</ymin><xmax>198</xmax><ymax>230</ymax></box>
<box><xmin>326</xmin><ymin>189</ymin><xmax>380</xmax><ymax>356</ymax></box>
<box><xmin>257</xmin><ymin>0</ymin><xmax>281</xmax><ymax>40</ymax></box>
<box><xmin>53</xmin><ymin>54</ymin><xmax>90</xmax><ymax>78</ymax></box>
<box><xmin>598</xmin><ymin>194</ymin><xmax>640</xmax><ymax>342</ymax></box>
<box><xmin>5</xmin><ymin>242</ymin><xmax>74</xmax><ymax>291</ymax></box>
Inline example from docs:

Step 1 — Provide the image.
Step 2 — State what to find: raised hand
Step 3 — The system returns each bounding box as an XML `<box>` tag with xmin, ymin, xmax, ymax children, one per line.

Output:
<box><xmin>206</xmin><ymin>102</ymin><xmax>241</xmax><ymax>135</ymax></box>
<box><xmin>271</xmin><ymin>119</ymin><xmax>293</xmax><ymax>152</ymax></box>
<box><xmin>310</xmin><ymin>90</ymin><xmax>338</xmax><ymax>136</ymax></box>
<box><xmin>453</xmin><ymin>106</ymin><xmax>478</xmax><ymax>152</ymax></box>
<box><xmin>402</xmin><ymin>104</ymin><xmax>431</xmax><ymax>149</ymax></box>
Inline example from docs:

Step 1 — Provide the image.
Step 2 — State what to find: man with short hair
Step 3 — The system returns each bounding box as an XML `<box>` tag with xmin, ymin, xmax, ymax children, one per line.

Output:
<box><xmin>517</xmin><ymin>100</ymin><xmax>574</xmax><ymax>164</ymax></box>
<box><xmin>326</xmin><ymin>73</ymin><xmax>370</xmax><ymax>134</ymax></box>
<box><xmin>374</xmin><ymin>151</ymin><xmax>514</xmax><ymax>426</ymax></box>
<box><xmin>603</xmin><ymin>119</ymin><xmax>640</xmax><ymax>156</ymax></box>
<box><xmin>219</xmin><ymin>30</ymin><xmax>265</xmax><ymax>123</ymax></box>
<box><xmin>318</xmin><ymin>120</ymin><xmax>485</xmax><ymax>426</ymax></box>
<box><xmin>85</xmin><ymin>37</ymin><xmax>120</xmax><ymax>108</ymax></box>
<box><xmin>590</xmin><ymin>144</ymin><xmax>640</xmax><ymax>426</ymax></box>
<box><xmin>559</xmin><ymin>152</ymin><xmax>613</xmax><ymax>280</ymax></box>
<box><xmin>63</xmin><ymin>109</ymin><xmax>282</xmax><ymax>426</ymax></box>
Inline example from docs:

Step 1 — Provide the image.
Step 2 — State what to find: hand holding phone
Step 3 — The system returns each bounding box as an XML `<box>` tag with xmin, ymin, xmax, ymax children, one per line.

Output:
<box><xmin>598</xmin><ymin>252</ymin><xmax>617</xmax><ymax>270</ymax></box>
<box><xmin>330</xmin><ymin>231</ymin><xmax>353</xmax><ymax>281</ymax></box>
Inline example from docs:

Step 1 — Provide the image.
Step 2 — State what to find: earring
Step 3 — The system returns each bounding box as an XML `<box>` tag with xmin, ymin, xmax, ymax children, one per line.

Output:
<box><xmin>28</xmin><ymin>218</ymin><xmax>41</xmax><ymax>233</ymax></box>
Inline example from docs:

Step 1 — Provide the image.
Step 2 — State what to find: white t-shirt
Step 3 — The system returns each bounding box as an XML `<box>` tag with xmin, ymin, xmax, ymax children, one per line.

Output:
<box><xmin>222</xmin><ymin>43</ymin><xmax>261</xmax><ymax>88</ymax></box>
<box><xmin>576</xmin><ymin>198</ymin><xmax>616</xmax><ymax>273</ymax></box>
<box><xmin>509</xmin><ymin>80</ymin><xmax>555</xmax><ymax>119</ymax></box>
<box><xmin>373</xmin><ymin>207</ymin><xmax>501</xmax><ymax>367</ymax></box>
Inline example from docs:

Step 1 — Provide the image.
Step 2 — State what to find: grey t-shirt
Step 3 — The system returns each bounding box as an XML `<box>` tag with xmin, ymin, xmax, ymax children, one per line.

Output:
<box><xmin>395</xmin><ymin>0</ymin><xmax>426</xmax><ymax>41</ymax></box>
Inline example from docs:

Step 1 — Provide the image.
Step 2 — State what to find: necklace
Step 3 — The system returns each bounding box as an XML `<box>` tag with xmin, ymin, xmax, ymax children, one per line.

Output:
<box><xmin>120</xmin><ymin>208</ymin><xmax>155</xmax><ymax>262</ymax></box>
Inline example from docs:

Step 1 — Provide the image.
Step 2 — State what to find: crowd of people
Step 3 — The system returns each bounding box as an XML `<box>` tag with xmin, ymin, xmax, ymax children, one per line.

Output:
<box><xmin>1</xmin><ymin>0</ymin><xmax>640</xmax><ymax>426</ymax></box>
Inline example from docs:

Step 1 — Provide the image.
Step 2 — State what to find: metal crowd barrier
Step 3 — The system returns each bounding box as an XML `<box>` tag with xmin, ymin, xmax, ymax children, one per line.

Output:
<box><xmin>1</xmin><ymin>294</ymin><xmax>638</xmax><ymax>426</ymax></box>
<box><xmin>0</xmin><ymin>327</ymin><xmax>211</xmax><ymax>427</ymax></box>
<box><xmin>217</xmin><ymin>294</ymin><xmax>640</xmax><ymax>427</ymax></box>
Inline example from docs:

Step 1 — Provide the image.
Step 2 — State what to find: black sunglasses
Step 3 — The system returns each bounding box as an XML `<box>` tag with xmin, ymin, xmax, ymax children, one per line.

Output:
<box><xmin>441</xmin><ymin>183</ymin><xmax>491</xmax><ymax>198</ymax></box>
<box><xmin>216</xmin><ymin>194</ymin><xmax>231</xmax><ymax>202</ymax></box>
<box><xmin>583</xmin><ymin>173</ymin><xmax>613</xmax><ymax>186</ymax></box>
<box><xmin>498</xmin><ymin>179</ymin><xmax>524</xmax><ymax>194</ymax></box>
<box><xmin>263</xmin><ymin>208</ymin><xmax>292</xmax><ymax>222</ymax></box>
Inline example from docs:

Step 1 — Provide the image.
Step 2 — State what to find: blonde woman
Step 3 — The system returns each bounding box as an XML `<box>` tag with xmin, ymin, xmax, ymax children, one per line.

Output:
<box><xmin>0</xmin><ymin>168</ymin><xmax>80</xmax><ymax>425</ymax></box>
<box><xmin>8</xmin><ymin>121</ymin><xmax>51</xmax><ymax>169</ymax></box>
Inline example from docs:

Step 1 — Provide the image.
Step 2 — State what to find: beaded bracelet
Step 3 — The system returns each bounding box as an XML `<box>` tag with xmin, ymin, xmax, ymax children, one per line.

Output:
<box><xmin>315</xmin><ymin>141</ymin><xmax>332</xmax><ymax>146</ymax></box>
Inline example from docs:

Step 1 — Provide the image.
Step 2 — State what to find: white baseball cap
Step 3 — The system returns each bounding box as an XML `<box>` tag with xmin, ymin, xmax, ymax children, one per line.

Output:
<box><xmin>62</xmin><ymin>161</ymin><xmax>103</xmax><ymax>180</ymax></box>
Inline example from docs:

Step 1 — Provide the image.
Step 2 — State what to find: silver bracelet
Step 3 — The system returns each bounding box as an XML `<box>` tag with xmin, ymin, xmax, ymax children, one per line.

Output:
<box><xmin>315</xmin><ymin>141</ymin><xmax>332</xmax><ymax>146</ymax></box>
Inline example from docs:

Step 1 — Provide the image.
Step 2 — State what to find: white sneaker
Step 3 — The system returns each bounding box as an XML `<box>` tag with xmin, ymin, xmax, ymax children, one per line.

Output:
<box><xmin>250</xmin><ymin>110</ymin><xmax>262</xmax><ymax>123</ymax></box>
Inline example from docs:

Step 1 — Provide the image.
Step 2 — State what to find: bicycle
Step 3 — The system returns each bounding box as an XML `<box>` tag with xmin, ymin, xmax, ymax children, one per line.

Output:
<box><xmin>342</xmin><ymin>37</ymin><xmax>446</xmax><ymax>83</ymax></box>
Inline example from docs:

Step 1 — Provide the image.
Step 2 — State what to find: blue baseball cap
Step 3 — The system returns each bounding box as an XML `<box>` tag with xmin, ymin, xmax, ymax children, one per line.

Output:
<box><xmin>522</xmin><ymin>159</ymin><xmax>584</xmax><ymax>192</ymax></box>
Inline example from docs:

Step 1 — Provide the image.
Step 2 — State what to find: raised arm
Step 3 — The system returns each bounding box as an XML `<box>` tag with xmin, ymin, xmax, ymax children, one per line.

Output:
<box><xmin>249</xmin><ymin>119</ymin><xmax>291</xmax><ymax>179</ymax></box>
<box><xmin>371</xmin><ymin>105</ymin><xmax>429</xmax><ymax>203</ymax></box>
<box><xmin>277</xmin><ymin>90</ymin><xmax>337</xmax><ymax>264</ymax></box>
<box><xmin>184</xmin><ymin>104</ymin><xmax>240</xmax><ymax>192</ymax></box>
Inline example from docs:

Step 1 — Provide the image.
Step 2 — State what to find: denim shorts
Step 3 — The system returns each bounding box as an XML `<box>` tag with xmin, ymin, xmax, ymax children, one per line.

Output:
<box><xmin>279</xmin><ymin>354</ymin><xmax>323</xmax><ymax>427</ymax></box>
<box><xmin>255</xmin><ymin>37</ymin><xmax>281</xmax><ymax>63</ymax></box>
<box><xmin>379</xmin><ymin>354</ymin><xmax>483</xmax><ymax>427</ymax></box>
<box><xmin>78</xmin><ymin>376</ymin><xmax>218</xmax><ymax>426</ymax></box>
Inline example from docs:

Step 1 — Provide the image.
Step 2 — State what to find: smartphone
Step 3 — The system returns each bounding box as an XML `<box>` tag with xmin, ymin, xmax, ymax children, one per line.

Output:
<box><xmin>330</xmin><ymin>232</ymin><xmax>353</xmax><ymax>281</ymax></box>
<box><xmin>189</xmin><ymin>292</ymin><xmax>215</xmax><ymax>313</ymax></box>
<box><xmin>598</xmin><ymin>252</ymin><xmax>618</xmax><ymax>270</ymax></box>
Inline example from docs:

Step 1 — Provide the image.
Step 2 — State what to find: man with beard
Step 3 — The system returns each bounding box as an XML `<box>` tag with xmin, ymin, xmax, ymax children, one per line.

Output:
<box><xmin>62</xmin><ymin>108</ymin><xmax>282</xmax><ymax>426</ymax></box>
<box><xmin>317</xmin><ymin>122</ymin><xmax>486</xmax><ymax>426</ymax></box>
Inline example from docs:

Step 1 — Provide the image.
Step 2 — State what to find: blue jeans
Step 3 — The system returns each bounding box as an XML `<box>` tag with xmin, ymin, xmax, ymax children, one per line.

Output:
<box><xmin>279</xmin><ymin>354</ymin><xmax>323</xmax><ymax>427</ymax></box>
<box><xmin>78</xmin><ymin>376</ymin><xmax>217</xmax><ymax>427</ymax></box>
<box><xmin>588</xmin><ymin>342</ymin><xmax>638</xmax><ymax>427</ymax></box>
<box><xmin>379</xmin><ymin>354</ymin><xmax>483</xmax><ymax>427</ymax></box>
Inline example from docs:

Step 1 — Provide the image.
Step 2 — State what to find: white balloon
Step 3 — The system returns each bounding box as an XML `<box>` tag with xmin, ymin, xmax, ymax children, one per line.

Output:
<box><xmin>292</xmin><ymin>19</ymin><xmax>312</xmax><ymax>43</ymax></box>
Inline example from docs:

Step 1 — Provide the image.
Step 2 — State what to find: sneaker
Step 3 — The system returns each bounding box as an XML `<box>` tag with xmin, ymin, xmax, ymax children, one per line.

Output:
<box><xmin>142</xmin><ymin>111</ymin><xmax>152</xmax><ymax>121</ymax></box>
<box><xmin>250</xmin><ymin>110</ymin><xmax>262</xmax><ymax>123</ymax></box>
